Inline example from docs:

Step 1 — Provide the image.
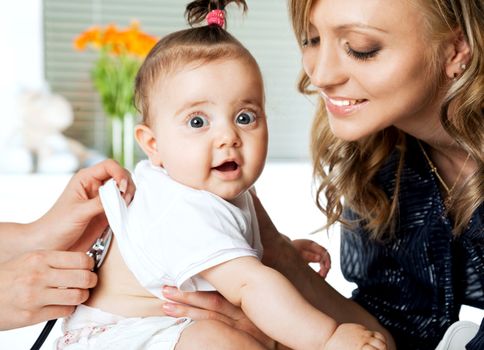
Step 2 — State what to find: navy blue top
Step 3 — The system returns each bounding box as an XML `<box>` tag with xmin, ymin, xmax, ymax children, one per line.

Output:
<box><xmin>340</xmin><ymin>136</ymin><xmax>483</xmax><ymax>350</ymax></box>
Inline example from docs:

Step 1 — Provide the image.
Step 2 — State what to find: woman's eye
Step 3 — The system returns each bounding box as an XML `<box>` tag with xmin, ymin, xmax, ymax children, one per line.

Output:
<box><xmin>344</xmin><ymin>43</ymin><xmax>380</xmax><ymax>61</ymax></box>
<box><xmin>188</xmin><ymin>115</ymin><xmax>209</xmax><ymax>128</ymax></box>
<box><xmin>235</xmin><ymin>111</ymin><xmax>256</xmax><ymax>125</ymax></box>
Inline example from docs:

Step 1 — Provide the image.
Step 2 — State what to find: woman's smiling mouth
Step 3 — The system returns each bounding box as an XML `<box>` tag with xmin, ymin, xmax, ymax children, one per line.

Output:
<box><xmin>320</xmin><ymin>92</ymin><xmax>369</xmax><ymax>116</ymax></box>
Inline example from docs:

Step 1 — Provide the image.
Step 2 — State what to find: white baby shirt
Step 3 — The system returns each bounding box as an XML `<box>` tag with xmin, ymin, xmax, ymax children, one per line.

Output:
<box><xmin>99</xmin><ymin>160</ymin><xmax>263</xmax><ymax>300</ymax></box>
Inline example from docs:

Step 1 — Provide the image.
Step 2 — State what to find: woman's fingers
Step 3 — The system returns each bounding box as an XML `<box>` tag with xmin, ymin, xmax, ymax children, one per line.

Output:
<box><xmin>161</xmin><ymin>287</ymin><xmax>237</xmax><ymax>326</ymax></box>
<box><xmin>91</xmin><ymin>159</ymin><xmax>136</xmax><ymax>203</ymax></box>
<box><xmin>44</xmin><ymin>250</ymin><xmax>95</xmax><ymax>270</ymax></box>
<box><xmin>12</xmin><ymin>305</ymin><xmax>76</xmax><ymax>331</ymax></box>
<box><xmin>43</xmin><ymin>287</ymin><xmax>91</xmax><ymax>306</ymax></box>
<box><xmin>0</xmin><ymin>251</ymin><xmax>95</xmax><ymax>330</ymax></box>
<box><xmin>47</xmin><ymin>268</ymin><xmax>97</xmax><ymax>289</ymax></box>
<box><xmin>162</xmin><ymin>300</ymin><xmax>235</xmax><ymax>326</ymax></box>
<box><xmin>161</xmin><ymin>287</ymin><xmax>274</xmax><ymax>348</ymax></box>
<box><xmin>68</xmin><ymin>213</ymin><xmax>108</xmax><ymax>253</ymax></box>
<box><xmin>15</xmin><ymin>251</ymin><xmax>95</xmax><ymax>304</ymax></box>
<box><xmin>162</xmin><ymin>287</ymin><xmax>240</xmax><ymax>320</ymax></box>
<box><xmin>69</xmin><ymin>159</ymin><xmax>136</xmax><ymax>220</ymax></box>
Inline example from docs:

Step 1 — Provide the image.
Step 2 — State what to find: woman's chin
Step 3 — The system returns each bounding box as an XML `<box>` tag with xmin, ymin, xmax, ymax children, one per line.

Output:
<box><xmin>329</xmin><ymin>124</ymin><xmax>370</xmax><ymax>142</ymax></box>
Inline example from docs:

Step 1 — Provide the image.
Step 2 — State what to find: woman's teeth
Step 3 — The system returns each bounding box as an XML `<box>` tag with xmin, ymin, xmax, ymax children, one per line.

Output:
<box><xmin>328</xmin><ymin>98</ymin><xmax>365</xmax><ymax>106</ymax></box>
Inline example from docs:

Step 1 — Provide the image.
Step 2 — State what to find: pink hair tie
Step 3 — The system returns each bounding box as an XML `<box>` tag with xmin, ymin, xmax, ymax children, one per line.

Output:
<box><xmin>206</xmin><ymin>9</ymin><xmax>225</xmax><ymax>28</ymax></box>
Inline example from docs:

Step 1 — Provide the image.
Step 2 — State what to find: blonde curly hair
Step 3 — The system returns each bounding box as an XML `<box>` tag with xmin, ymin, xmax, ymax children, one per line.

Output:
<box><xmin>288</xmin><ymin>0</ymin><xmax>483</xmax><ymax>239</ymax></box>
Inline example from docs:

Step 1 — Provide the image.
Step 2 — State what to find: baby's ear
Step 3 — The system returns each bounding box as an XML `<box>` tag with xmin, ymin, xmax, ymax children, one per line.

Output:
<box><xmin>134</xmin><ymin>124</ymin><xmax>163</xmax><ymax>166</ymax></box>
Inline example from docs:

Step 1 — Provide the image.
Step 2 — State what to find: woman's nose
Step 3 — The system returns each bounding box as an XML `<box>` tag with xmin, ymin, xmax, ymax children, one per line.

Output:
<box><xmin>303</xmin><ymin>42</ymin><xmax>347</xmax><ymax>89</ymax></box>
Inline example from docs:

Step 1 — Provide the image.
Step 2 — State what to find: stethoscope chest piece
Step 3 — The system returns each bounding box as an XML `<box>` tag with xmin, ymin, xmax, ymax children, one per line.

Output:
<box><xmin>86</xmin><ymin>226</ymin><xmax>113</xmax><ymax>271</ymax></box>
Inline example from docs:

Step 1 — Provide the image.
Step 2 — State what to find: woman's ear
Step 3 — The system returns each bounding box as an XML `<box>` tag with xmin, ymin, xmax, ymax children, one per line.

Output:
<box><xmin>135</xmin><ymin>124</ymin><xmax>163</xmax><ymax>166</ymax></box>
<box><xmin>444</xmin><ymin>29</ymin><xmax>471</xmax><ymax>80</ymax></box>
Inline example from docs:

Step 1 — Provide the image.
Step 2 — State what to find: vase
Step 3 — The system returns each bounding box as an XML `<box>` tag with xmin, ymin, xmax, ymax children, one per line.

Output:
<box><xmin>110</xmin><ymin>113</ymin><xmax>134</xmax><ymax>170</ymax></box>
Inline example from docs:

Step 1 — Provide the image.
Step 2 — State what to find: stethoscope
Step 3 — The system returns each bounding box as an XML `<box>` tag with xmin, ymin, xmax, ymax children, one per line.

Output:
<box><xmin>30</xmin><ymin>226</ymin><xmax>113</xmax><ymax>350</ymax></box>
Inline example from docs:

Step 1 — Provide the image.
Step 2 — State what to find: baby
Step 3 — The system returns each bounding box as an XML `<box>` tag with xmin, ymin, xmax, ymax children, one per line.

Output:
<box><xmin>58</xmin><ymin>1</ymin><xmax>387</xmax><ymax>349</ymax></box>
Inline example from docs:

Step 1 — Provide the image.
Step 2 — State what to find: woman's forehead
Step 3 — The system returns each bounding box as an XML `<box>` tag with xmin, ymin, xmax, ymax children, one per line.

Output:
<box><xmin>308</xmin><ymin>0</ymin><xmax>424</xmax><ymax>33</ymax></box>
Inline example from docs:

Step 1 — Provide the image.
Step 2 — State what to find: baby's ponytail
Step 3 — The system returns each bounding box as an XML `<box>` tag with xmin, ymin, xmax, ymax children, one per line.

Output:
<box><xmin>185</xmin><ymin>0</ymin><xmax>248</xmax><ymax>28</ymax></box>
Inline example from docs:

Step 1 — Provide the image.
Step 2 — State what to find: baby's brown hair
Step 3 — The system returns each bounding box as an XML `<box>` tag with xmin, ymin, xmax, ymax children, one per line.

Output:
<box><xmin>134</xmin><ymin>0</ymin><xmax>260</xmax><ymax>125</ymax></box>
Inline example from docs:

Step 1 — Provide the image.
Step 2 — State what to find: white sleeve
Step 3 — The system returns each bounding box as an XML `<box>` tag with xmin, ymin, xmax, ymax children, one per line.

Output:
<box><xmin>156</xmin><ymin>193</ymin><xmax>259</xmax><ymax>291</ymax></box>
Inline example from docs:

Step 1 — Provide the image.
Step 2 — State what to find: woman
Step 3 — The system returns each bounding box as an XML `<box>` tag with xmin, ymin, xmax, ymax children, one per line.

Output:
<box><xmin>161</xmin><ymin>0</ymin><xmax>483</xmax><ymax>349</ymax></box>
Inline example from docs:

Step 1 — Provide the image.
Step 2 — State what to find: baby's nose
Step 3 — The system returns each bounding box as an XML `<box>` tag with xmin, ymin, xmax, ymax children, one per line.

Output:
<box><xmin>216</xmin><ymin>126</ymin><xmax>241</xmax><ymax>148</ymax></box>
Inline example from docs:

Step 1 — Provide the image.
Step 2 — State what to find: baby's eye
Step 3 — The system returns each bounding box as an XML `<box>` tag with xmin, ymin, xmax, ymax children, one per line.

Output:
<box><xmin>235</xmin><ymin>111</ymin><xmax>256</xmax><ymax>125</ymax></box>
<box><xmin>188</xmin><ymin>115</ymin><xmax>209</xmax><ymax>128</ymax></box>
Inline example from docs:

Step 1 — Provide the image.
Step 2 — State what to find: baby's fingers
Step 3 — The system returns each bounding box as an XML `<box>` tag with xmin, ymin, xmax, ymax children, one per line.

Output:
<box><xmin>305</xmin><ymin>240</ymin><xmax>327</xmax><ymax>255</ymax></box>
<box><xmin>317</xmin><ymin>249</ymin><xmax>331</xmax><ymax>276</ymax></box>
<box><xmin>361</xmin><ymin>332</ymin><xmax>387</xmax><ymax>350</ymax></box>
<box><xmin>300</xmin><ymin>250</ymin><xmax>323</xmax><ymax>263</ymax></box>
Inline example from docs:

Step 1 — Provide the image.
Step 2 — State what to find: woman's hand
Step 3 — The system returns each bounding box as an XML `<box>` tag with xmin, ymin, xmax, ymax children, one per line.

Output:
<box><xmin>161</xmin><ymin>286</ymin><xmax>276</xmax><ymax>349</ymax></box>
<box><xmin>0</xmin><ymin>250</ymin><xmax>96</xmax><ymax>330</ymax></box>
<box><xmin>0</xmin><ymin>159</ymin><xmax>135</xmax><ymax>330</ymax></box>
<box><xmin>33</xmin><ymin>159</ymin><xmax>136</xmax><ymax>253</ymax></box>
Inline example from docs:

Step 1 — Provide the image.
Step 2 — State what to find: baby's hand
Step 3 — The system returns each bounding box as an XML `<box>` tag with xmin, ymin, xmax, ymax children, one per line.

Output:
<box><xmin>324</xmin><ymin>323</ymin><xmax>387</xmax><ymax>350</ymax></box>
<box><xmin>291</xmin><ymin>239</ymin><xmax>331</xmax><ymax>278</ymax></box>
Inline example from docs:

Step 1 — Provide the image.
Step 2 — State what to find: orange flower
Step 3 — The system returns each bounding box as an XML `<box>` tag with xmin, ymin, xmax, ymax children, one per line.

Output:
<box><xmin>73</xmin><ymin>26</ymin><xmax>102</xmax><ymax>50</ymax></box>
<box><xmin>73</xmin><ymin>21</ymin><xmax>157</xmax><ymax>58</ymax></box>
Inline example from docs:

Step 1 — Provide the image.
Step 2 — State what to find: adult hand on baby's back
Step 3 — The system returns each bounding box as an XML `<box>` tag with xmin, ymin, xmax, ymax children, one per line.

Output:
<box><xmin>0</xmin><ymin>250</ymin><xmax>96</xmax><ymax>330</ymax></box>
<box><xmin>35</xmin><ymin>159</ymin><xmax>135</xmax><ymax>253</ymax></box>
<box><xmin>161</xmin><ymin>286</ymin><xmax>277</xmax><ymax>349</ymax></box>
<box><xmin>0</xmin><ymin>160</ymin><xmax>134</xmax><ymax>330</ymax></box>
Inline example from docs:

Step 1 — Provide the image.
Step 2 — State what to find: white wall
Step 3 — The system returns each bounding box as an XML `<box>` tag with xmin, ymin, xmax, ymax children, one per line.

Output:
<box><xmin>0</xmin><ymin>0</ymin><xmax>45</xmax><ymax>151</ymax></box>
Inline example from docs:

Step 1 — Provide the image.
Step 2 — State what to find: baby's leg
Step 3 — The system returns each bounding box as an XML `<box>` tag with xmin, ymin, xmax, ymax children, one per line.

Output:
<box><xmin>175</xmin><ymin>319</ymin><xmax>268</xmax><ymax>350</ymax></box>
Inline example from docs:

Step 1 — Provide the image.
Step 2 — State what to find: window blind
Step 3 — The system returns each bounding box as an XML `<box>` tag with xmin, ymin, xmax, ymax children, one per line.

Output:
<box><xmin>43</xmin><ymin>0</ymin><xmax>316</xmax><ymax>160</ymax></box>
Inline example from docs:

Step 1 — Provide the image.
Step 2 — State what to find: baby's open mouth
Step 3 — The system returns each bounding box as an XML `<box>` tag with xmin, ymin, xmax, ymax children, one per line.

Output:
<box><xmin>213</xmin><ymin>161</ymin><xmax>238</xmax><ymax>172</ymax></box>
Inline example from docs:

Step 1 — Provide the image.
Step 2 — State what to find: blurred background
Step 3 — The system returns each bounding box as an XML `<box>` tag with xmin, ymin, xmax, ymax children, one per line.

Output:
<box><xmin>0</xmin><ymin>1</ymin><xmax>481</xmax><ymax>349</ymax></box>
<box><xmin>0</xmin><ymin>0</ymin><xmax>316</xmax><ymax>175</ymax></box>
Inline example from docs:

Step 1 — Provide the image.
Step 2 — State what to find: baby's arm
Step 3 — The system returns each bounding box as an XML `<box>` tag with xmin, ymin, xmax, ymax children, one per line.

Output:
<box><xmin>201</xmin><ymin>256</ymin><xmax>334</xmax><ymax>349</ymax></box>
<box><xmin>200</xmin><ymin>257</ymin><xmax>386</xmax><ymax>350</ymax></box>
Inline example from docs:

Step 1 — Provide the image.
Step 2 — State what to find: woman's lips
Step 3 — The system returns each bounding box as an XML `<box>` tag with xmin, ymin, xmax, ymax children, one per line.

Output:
<box><xmin>321</xmin><ymin>93</ymin><xmax>369</xmax><ymax>116</ymax></box>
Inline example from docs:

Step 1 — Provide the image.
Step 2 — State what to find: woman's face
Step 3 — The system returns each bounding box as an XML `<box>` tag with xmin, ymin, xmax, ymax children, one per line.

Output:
<box><xmin>302</xmin><ymin>0</ymin><xmax>442</xmax><ymax>141</ymax></box>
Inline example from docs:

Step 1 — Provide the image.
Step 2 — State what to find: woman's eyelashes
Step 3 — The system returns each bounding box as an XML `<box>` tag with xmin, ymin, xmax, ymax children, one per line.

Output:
<box><xmin>344</xmin><ymin>42</ymin><xmax>380</xmax><ymax>61</ymax></box>
<box><xmin>301</xmin><ymin>33</ymin><xmax>381</xmax><ymax>62</ymax></box>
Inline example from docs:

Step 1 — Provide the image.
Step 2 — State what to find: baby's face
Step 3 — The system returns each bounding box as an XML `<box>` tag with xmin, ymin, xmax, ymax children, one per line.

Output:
<box><xmin>146</xmin><ymin>58</ymin><xmax>268</xmax><ymax>200</ymax></box>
